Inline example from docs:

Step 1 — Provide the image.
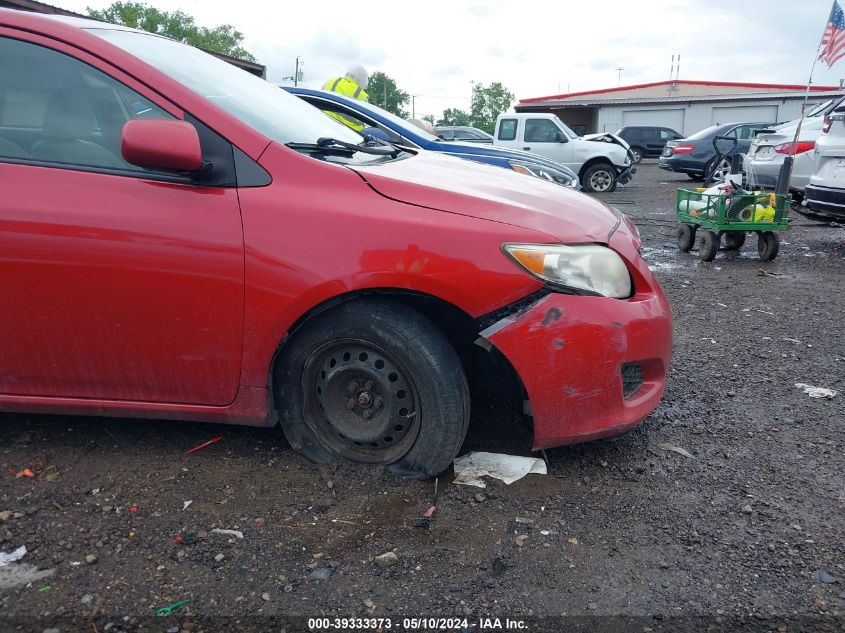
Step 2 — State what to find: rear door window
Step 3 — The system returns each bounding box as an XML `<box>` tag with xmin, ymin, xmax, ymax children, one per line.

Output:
<box><xmin>498</xmin><ymin>118</ymin><xmax>518</xmax><ymax>141</ymax></box>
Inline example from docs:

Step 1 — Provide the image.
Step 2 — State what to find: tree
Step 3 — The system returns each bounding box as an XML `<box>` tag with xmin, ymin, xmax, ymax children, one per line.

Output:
<box><xmin>436</xmin><ymin>108</ymin><xmax>472</xmax><ymax>126</ymax></box>
<box><xmin>469</xmin><ymin>82</ymin><xmax>514</xmax><ymax>133</ymax></box>
<box><xmin>367</xmin><ymin>71</ymin><xmax>410</xmax><ymax>118</ymax></box>
<box><xmin>87</xmin><ymin>2</ymin><xmax>255</xmax><ymax>61</ymax></box>
<box><xmin>421</xmin><ymin>115</ymin><xmax>436</xmax><ymax>126</ymax></box>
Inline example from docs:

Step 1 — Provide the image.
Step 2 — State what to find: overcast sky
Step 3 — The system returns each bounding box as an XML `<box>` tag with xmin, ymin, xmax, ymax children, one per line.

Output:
<box><xmin>56</xmin><ymin>0</ymin><xmax>845</xmax><ymax>120</ymax></box>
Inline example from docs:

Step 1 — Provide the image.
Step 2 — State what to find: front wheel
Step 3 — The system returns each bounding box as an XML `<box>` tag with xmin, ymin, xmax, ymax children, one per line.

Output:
<box><xmin>629</xmin><ymin>147</ymin><xmax>644</xmax><ymax>164</ymax></box>
<box><xmin>698</xmin><ymin>230</ymin><xmax>720</xmax><ymax>261</ymax></box>
<box><xmin>276</xmin><ymin>300</ymin><xmax>469</xmax><ymax>478</ymax></box>
<box><xmin>757</xmin><ymin>231</ymin><xmax>780</xmax><ymax>261</ymax></box>
<box><xmin>582</xmin><ymin>163</ymin><xmax>618</xmax><ymax>193</ymax></box>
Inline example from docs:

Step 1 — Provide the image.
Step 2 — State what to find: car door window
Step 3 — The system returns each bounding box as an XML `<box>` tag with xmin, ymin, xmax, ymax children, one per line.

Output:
<box><xmin>498</xmin><ymin>118</ymin><xmax>517</xmax><ymax>141</ymax></box>
<box><xmin>659</xmin><ymin>129</ymin><xmax>676</xmax><ymax>140</ymax></box>
<box><xmin>524</xmin><ymin>119</ymin><xmax>561</xmax><ymax>142</ymax></box>
<box><xmin>456</xmin><ymin>130</ymin><xmax>481</xmax><ymax>140</ymax></box>
<box><xmin>734</xmin><ymin>126</ymin><xmax>755</xmax><ymax>140</ymax></box>
<box><xmin>0</xmin><ymin>37</ymin><xmax>174</xmax><ymax>172</ymax></box>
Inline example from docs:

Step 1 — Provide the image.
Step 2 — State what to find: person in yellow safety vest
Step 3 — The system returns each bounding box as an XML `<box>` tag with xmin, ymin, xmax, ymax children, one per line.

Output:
<box><xmin>322</xmin><ymin>65</ymin><xmax>369</xmax><ymax>131</ymax></box>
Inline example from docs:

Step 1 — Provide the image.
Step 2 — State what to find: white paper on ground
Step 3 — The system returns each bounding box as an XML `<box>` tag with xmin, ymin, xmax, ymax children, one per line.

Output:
<box><xmin>212</xmin><ymin>528</ymin><xmax>244</xmax><ymax>539</ymax></box>
<box><xmin>795</xmin><ymin>383</ymin><xmax>837</xmax><ymax>399</ymax></box>
<box><xmin>0</xmin><ymin>545</ymin><xmax>26</xmax><ymax>567</ymax></box>
<box><xmin>453</xmin><ymin>452</ymin><xmax>547</xmax><ymax>488</ymax></box>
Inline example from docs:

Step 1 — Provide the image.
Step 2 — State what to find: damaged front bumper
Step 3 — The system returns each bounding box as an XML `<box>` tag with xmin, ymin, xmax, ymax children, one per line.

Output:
<box><xmin>617</xmin><ymin>163</ymin><xmax>637</xmax><ymax>185</ymax></box>
<box><xmin>477</xmin><ymin>258</ymin><xmax>671</xmax><ymax>449</ymax></box>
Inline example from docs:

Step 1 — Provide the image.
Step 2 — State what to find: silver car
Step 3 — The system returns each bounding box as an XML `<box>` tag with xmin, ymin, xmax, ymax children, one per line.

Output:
<box><xmin>746</xmin><ymin>97</ymin><xmax>842</xmax><ymax>198</ymax></box>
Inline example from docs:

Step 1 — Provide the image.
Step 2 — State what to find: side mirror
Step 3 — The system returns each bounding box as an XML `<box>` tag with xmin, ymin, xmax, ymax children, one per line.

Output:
<box><xmin>121</xmin><ymin>119</ymin><xmax>202</xmax><ymax>172</ymax></box>
<box><xmin>555</xmin><ymin>132</ymin><xmax>568</xmax><ymax>143</ymax></box>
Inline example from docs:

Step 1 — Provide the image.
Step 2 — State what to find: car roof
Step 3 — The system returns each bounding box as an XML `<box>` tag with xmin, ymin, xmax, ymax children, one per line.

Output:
<box><xmin>1</xmin><ymin>8</ymin><xmax>148</xmax><ymax>34</ymax></box>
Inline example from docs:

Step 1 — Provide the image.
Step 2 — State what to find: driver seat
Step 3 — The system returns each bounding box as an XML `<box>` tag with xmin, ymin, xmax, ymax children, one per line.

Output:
<box><xmin>31</xmin><ymin>88</ymin><xmax>123</xmax><ymax>167</ymax></box>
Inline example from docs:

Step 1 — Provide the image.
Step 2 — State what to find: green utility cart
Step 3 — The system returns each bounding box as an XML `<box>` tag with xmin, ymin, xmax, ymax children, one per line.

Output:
<box><xmin>675</xmin><ymin>188</ymin><xmax>790</xmax><ymax>262</ymax></box>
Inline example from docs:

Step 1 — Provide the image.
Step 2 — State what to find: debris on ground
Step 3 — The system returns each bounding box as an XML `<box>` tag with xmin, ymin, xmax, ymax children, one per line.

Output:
<box><xmin>741</xmin><ymin>505</ymin><xmax>753</xmax><ymax>514</ymax></box>
<box><xmin>308</xmin><ymin>566</ymin><xmax>336</xmax><ymax>581</ymax></box>
<box><xmin>155</xmin><ymin>598</ymin><xmax>191</xmax><ymax>616</ymax></box>
<box><xmin>812</xmin><ymin>570</ymin><xmax>838</xmax><ymax>584</ymax></box>
<box><xmin>0</xmin><ymin>563</ymin><xmax>55</xmax><ymax>590</ymax></box>
<box><xmin>453</xmin><ymin>452</ymin><xmax>547</xmax><ymax>487</ymax></box>
<box><xmin>211</xmin><ymin>528</ymin><xmax>244</xmax><ymax>539</ymax></box>
<box><xmin>415</xmin><ymin>478</ymin><xmax>438</xmax><ymax>528</ymax></box>
<box><xmin>657</xmin><ymin>443</ymin><xmax>694</xmax><ymax>458</ymax></box>
<box><xmin>185</xmin><ymin>435</ymin><xmax>224</xmax><ymax>454</ymax></box>
<box><xmin>182</xmin><ymin>500</ymin><xmax>193</xmax><ymax>511</ymax></box>
<box><xmin>0</xmin><ymin>546</ymin><xmax>26</xmax><ymax>567</ymax></box>
<box><xmin>374</xmin><ymin>552</ymin><xmax>398</xmax><ymax>568</ymax></box>
<box><xmin>795</xmin><ymin>383</ymin><xmax>837</xmax><ymax>399</ymax></box>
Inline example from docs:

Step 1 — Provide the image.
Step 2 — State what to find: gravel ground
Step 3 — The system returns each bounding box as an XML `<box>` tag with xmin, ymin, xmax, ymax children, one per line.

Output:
<box><xmin>1</xmin><ymin>162</ymin><xmax>843</xmax><ymax>632</ymax></box>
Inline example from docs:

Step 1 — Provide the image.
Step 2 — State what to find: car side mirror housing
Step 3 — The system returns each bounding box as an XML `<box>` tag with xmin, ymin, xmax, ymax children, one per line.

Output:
<box><xmin>121</xmin><ymin>119</ymin><xmax>202</xmax><ymax>172</ymax></box>
<box><xmin>556</xmin><ymin>132</ymin><xmax>568</xmax><ymax>143</ymax></box>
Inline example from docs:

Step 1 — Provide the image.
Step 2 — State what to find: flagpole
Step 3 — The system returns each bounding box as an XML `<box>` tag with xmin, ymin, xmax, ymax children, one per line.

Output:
<box><xmin>781</xmin><ymin>5</ymin><xmax>832</xmax><ymax>193</ymax></box>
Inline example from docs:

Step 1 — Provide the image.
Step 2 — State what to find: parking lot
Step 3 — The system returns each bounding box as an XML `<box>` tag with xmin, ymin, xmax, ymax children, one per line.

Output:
<box><xmin>1</xmin><ymin>161</ymin><xmax>843</xmax><ymax>631</ymax></box>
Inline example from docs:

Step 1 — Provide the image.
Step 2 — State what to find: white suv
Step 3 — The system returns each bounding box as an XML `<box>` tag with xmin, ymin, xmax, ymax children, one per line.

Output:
<box><xmin>804</xmin><ymin>101</ymin><xmax>845</xmax><ymax>221</ymax></box>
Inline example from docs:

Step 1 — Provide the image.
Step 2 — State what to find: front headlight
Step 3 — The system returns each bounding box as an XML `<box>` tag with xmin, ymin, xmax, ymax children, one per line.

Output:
<box><xmin>509</xmin><ymin>160</ymin><xmax>579</xmax><ymax>189</ymax></box>
<box><xmin>503</xmin><ymin>243</ymin><xmax>632</xmax><ymax>298</ymax></box>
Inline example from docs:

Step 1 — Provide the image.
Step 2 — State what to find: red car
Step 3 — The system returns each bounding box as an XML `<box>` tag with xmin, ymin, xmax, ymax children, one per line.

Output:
<box><xmin>0</xmin><ymin>11</ymin><xmax>672</xmax><ymax>477</ymax></box>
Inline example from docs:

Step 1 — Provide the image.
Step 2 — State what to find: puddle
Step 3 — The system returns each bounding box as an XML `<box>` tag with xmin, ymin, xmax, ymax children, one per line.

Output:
<box><xmin>640</xmin><ymin>246</ymin><xmax>683</xmax><ymax>273</ymax></box>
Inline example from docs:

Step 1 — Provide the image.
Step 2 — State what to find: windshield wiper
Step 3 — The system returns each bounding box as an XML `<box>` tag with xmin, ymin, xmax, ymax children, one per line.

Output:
<box><xmin>285</xmin><ymin>137</ymin><xmax>399</xmax><ymax>157</ymax></box>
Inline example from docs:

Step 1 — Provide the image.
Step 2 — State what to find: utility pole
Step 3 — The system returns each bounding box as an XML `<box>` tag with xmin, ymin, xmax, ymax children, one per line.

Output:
<box><xmin>616</xmin><ymin>66</ymin><xmax>624</xmax><ymax>86</ymax></box>
<box><xmin>295</xmin><ymin>56</ymin><xmax>302</xmax><ymax>86</ymax></box>
<box><xmin>412</xmin><ymin>95</ymin><xmax>416</xmax><ymax>119</ymax></box>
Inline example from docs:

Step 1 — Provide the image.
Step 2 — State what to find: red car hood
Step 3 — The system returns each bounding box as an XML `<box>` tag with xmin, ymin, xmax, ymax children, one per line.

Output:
<box><xmin>350</xmin><ymin>152</ymin><xmax>619</xmax><ymax>243</ymax></box>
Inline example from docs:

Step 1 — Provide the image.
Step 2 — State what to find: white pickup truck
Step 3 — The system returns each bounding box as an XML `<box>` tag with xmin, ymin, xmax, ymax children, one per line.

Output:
<box><xmin>494</xmin><ymin>112</ymin><xmax>636</xmax><ymax>192</ymax></box>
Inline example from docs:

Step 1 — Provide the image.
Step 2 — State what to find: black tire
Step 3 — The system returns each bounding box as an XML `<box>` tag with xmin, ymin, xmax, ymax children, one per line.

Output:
<box><xmin>698</xmin><ymin>230</ymin><xmax>719</xmax><ymax>262</ymax></box>
<box><xmin>582</xmin><ymin>163</ymin><xmax>617</xmax><ymax>193</ymax></box>
<box><xmin>629</xmin><ymin>146</ymin><xmax>644</xmax><ymax>164</ymax></box>
<box><xmin>757</xmin><ymin>231</ymin><xmax>780</xmax><ymax>261</ymax></box>
<box><xmin>275</xmin><ymin>299</ymin><xmax>469</xmax><ymax>478</ymax></box>
<box><xmin>723</xmin><ymin>231</ymin><xmax>746</xmax><ymax>250</ymax></box>
<box><xmin>677</xmin><ymin>223</ymin><xmax>697</xmax><ymax>251</ymax></box>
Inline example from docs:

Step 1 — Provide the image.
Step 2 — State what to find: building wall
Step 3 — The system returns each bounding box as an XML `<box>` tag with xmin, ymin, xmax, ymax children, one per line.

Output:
<box><xmin>595</xmin><ymin>98</ymin><xmax>829</xmax><ymax>136</ymax></box>
<box><xmin>551</xmin><ymin>107</ymin><xmax>595</xmax><ymax>135</ymax></box>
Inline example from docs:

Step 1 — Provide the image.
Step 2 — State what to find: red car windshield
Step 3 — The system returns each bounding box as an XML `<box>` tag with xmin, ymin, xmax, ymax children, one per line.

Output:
<box><xmin>89</xmin><ymin>27</ymin><xmax>364</xmax><ymax>148</ymax></box>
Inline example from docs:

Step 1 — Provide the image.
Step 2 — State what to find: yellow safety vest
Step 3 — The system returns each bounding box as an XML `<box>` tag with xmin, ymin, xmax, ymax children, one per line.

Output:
<box><xmin>322</xmin><ymin>76</ymin><xmax>370</xmax><ymax>131</ymax></box>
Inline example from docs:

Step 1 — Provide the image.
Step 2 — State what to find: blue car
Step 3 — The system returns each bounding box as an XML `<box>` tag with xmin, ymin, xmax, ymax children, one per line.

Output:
<box><xmin>285</xmin><ymin>87</ymin><xmax>580</xmax><ymax>190</ymax></box>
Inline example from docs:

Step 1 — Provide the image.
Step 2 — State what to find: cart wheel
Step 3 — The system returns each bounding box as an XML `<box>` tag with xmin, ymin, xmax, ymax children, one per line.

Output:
<box><xmin>677</xmin><ymin>223</ymin><xmax>697</xmax><ymax>252</ymax></box>
<box><xmin>698</xmin><ymin>230</ymin><xmax>719</xmax><ymax>262</ymax></box>
<box><xmin>723</xmin><ymin>231</ymin><xmax>746</xmax><ymax>250</ymax></box>
<box><xmin>757</xmin><ymin>231</ymin><xmax>780</xmax><ymax>261</ymax></box>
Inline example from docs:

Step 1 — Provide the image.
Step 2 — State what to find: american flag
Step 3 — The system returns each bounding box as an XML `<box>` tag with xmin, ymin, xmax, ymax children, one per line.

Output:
<box><xmin>820</xmin><ymin>0</ymin><xmax>845</xmax><ymax>67</ymax></box>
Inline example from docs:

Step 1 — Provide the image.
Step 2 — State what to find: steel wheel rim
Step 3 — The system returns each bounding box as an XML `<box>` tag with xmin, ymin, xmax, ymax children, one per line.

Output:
<box><xmin>589</xmin><ymin>169</ymin><xmax>613</xmax><ymax>192</ymax></box>
<box><xmin>302</xmin><ymin>338</ymin><xmax>420</xmax><ymax>463</ymax></box>
<box><xmin>631</xmin><ymin>149</ymin><xmax>642</xmax><ymax>163</ymax></box>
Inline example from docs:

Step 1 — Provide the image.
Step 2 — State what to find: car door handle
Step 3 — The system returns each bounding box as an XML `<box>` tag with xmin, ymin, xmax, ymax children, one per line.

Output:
<box><xmin>523</xmin><ymin>146</ymin><xmax>530</xmax><ymax>150</ymax></box>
